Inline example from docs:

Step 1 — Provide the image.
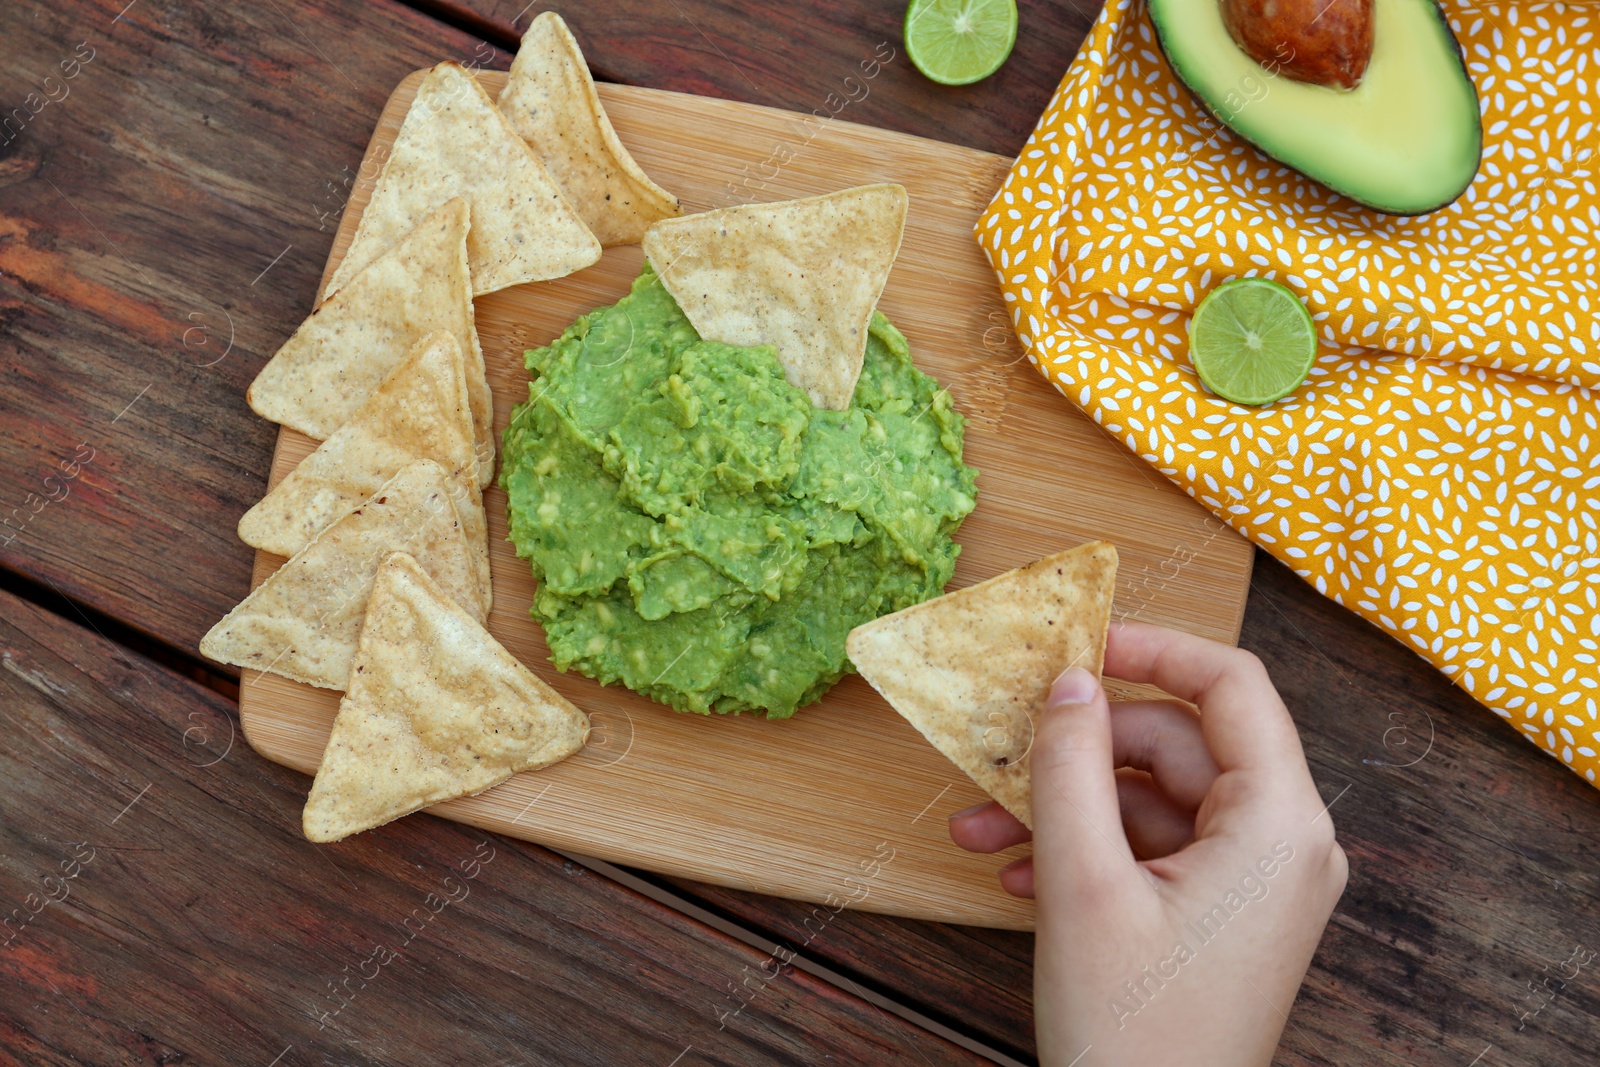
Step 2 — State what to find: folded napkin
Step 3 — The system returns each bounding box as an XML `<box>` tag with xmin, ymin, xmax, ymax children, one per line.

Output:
<box><xmin>979</xmin><ymin>0</ymin><xmax>1600</xmax><ymax>788</ymax></box>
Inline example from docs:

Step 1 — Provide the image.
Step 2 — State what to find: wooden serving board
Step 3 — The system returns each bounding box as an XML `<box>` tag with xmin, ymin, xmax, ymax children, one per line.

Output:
<box><xmin>238</xmin><ymin>70</ymin><xmax>1253</xmax><ymax>929</ymax></box>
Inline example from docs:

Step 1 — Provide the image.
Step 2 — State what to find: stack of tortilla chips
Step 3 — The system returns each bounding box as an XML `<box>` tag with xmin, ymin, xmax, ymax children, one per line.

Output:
<box><xmin>204</xmin><ymin>13</ymin><xmax>685</xmax><ymax>841</ymax></box>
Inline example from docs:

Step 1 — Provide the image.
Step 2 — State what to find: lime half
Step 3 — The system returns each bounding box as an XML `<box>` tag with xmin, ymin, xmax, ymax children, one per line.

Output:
<box><xmin>1188</xmin><ymin>278</ymin><xmax>1317</xmax><ymax>405</ymax></box>
<box><xmin>905</xmin><ymin>0</ymin><xmax>1018</xmax><ymax>86</ymax></box>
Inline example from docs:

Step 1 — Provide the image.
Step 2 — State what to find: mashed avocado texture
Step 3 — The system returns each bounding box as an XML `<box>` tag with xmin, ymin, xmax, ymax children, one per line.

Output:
<box><xmin>500</xmin><ymin>265</ymin><xmax>977</xmax><ymax>718</ymax></box>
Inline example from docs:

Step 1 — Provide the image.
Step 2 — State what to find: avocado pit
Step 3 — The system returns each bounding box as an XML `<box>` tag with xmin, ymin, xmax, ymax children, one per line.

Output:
<box><xmin>1146</xmin><ymin>0</ymin><xmax>1482</xmax><ymax>214</ymax></box>
<box><xmin>1220</xmin><ymin>0</ymin><xmax>1374</xmax><ymax>89</ymax></box>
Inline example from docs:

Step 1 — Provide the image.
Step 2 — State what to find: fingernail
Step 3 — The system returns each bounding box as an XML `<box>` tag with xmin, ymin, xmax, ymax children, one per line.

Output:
<box><xmin>949</xmin><ymin>802</ymin><xmax>989</xmax><ymax>820</ymax></box>
<box><xmin>1048</xmin><ymin>666</ymin><xmax>1099</xmax><ymax>706</ymax></box>
<box><xmin>998</xmin><ymin>856</ymin><xmax>1031</xmax><ymax>875</ymax></box>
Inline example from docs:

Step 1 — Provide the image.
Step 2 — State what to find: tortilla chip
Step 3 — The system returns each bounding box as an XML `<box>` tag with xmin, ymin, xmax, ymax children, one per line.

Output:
<box><xmin>324</xmin><ymin>62</ymin><xmax>600</xmax><ymax>299</ymax></box>
<box><xmin>200</xmin><ymin>461</ymin><xmax>486</xmax><ymax>690</ymax></box>
<box><xmin>247</xmin><ymin>199</ymin><xmax>495</xmax><ymax>488</ymax></box>
<box><xmin>302</xmin><ymin>552</ymin><xmax>589</xmax><ymax>842</ymax></box>
<box><xmin>237</xmin><ymin>331</ymin><xmax>490</xmax><ymax>609</ymax></box>
<box><xmin>845</xmin><ymin>541</ymin><xmax>1119</xmax><ymax>829</ymax></box>
<box><xmin>642</xmin><ymin>184</ymin><xmax>907</xmax><ymax>410</ymax></box>
<box><xmin>498</xmin><ymin>12</ymin><xmax>681</xmax><ymax>246</ymax></box>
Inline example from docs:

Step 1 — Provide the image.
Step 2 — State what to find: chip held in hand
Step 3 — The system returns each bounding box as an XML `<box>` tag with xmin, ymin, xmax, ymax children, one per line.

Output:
<box><xmin>846</xmin><ymin>540</ymin><xmax>1118</xmax><ymax>830</ymax></box>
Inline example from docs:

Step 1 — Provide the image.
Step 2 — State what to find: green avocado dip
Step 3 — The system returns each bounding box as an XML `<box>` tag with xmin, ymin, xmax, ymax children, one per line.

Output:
<box><xmin>499</xmin><ymin>265</ymin><xmax>977</xmax><ymax>719</ymax></box>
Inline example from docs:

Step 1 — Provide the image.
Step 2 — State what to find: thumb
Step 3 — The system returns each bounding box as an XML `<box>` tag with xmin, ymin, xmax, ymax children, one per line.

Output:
<box><xmin>1030</xmin><ymin>667</ymin><xmax>1135</xmax><ymax>893</ymax></box>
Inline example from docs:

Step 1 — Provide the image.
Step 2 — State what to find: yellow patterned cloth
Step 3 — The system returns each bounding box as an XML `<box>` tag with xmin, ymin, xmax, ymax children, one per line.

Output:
<box><xmin>978</xmin><ymin>0</ymin><xmax>1600</xmax><ymax>788</ymax></box>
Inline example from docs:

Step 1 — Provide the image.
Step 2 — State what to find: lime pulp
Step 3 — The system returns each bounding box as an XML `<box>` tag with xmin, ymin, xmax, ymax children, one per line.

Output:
<box><xmin>1187</xmin><ymin>278</ymin><xmax>1317</xmax><ymax>406</ymax></box>
<box><xmin>904</xmin><ymin>0</ymin><xmax>1019</xmax><ymax>86</ymax></box>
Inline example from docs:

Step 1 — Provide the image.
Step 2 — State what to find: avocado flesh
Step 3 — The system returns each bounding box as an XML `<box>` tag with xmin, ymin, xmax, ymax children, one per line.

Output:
<box><xmin>1149</xmin><ymin>0</ymin><xmax>1481</xmax><ymax>216</ymax></box>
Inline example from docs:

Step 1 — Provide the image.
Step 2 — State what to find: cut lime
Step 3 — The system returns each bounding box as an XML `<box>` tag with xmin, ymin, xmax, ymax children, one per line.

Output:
<box><xmin>905</xmin><ymin>0</ymin><xmax>1018</xmax><ymax>86</ymax></box>
<box><xmin>1188</xmin><ymin>278</ymin><xmax>1317</xmax><ymax>405</ymax></box>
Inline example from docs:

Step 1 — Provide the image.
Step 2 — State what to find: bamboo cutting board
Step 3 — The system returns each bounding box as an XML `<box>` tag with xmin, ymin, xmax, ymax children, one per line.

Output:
<box><xmin>238</xmin><ymin>70</ymin><xmax>1253</xmax><ymax>929</ymax></box>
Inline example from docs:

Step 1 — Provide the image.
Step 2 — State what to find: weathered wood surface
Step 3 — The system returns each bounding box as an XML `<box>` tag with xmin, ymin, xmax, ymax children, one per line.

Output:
<box><xmin>417</xmin><ymin>0</ymin><xmax>1102</xmax><ymax>159</ymax></box>
<box><xmin>654</xmin><ymin>872</ymin><xmax>1038</xmax><ymax>1063</ymax></box>
<box><xmin>0</xmin><ymin>587</ymin><xmax>988</xmax><ymax>1066</ymax></box>
<box><xmin>0</xmin><ymin>0</ymin><xmax>512</xmax><ymax>660</ymax></box>
<box><xmin>3</xmin><ymin>0</ymin><xmax>1600</xmax><ymax>1064</ymax></box>
<box><xmin>1250</xmin><ymin>549</ymin><xmax>1600</xmax><ymax>1066</ymax></box>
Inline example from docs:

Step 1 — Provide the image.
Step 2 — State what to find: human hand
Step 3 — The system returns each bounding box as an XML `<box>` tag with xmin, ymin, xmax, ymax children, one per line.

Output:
<box><xmin>949</xmin><ymin>621</ymin><xmax>1347</xmax><ymax>1066</ymax></box>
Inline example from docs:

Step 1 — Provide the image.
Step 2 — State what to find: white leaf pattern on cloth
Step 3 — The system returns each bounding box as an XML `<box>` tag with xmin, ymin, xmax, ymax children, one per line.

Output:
<box><xmin>978</xmin><ymin>0</ymin><xmax>1600</xmax><ymax>786</ymax></box>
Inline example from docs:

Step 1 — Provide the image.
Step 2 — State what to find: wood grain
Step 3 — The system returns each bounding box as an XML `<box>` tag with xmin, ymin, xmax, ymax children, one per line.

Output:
<box><xmin>237</xmin><ymin>69</ymin><xmax>1254</xmax><ymax>929</ymax></box>
<box><xmin>1243</xmin><ymin>552</ymin><xmax>1600</xmax><ymax>1067</ymax></box>
<box><xmin>0</xmin><ymin>587</ymin><xmax>990</xmax><ymax>1066</ymax></box>
<box><xmin>650</xmin><ymin>871</ymin><xmax>1040</xmax><ymax>1063</ymax></box>
<box><xmin>413</xmin><ymin>0</ymin><xmax>1103</xmax><ymax>159</ymax></box>
<box><xmin>0</xmin><ymin>0</ymin><xmax>513</xmax><ymax>664</ymax></box>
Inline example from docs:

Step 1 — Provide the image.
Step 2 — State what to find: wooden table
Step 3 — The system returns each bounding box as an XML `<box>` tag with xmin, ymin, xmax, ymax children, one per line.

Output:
<box><xmin>2</xmin><ymin>2</ymin><xmax>1597</xmax><ymax>1064</ymax></box>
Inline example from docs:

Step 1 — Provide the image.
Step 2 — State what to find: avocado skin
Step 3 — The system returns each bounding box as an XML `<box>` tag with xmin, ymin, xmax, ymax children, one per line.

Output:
<box><xmin>1147</xmin><ymin>0</ymin><xmax>1482</xmax><ymax>217</ymax></box>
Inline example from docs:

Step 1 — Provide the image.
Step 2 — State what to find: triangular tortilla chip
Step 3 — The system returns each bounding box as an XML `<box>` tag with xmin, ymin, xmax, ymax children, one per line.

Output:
<box><xmin>247</xmin><ymin>199</ymin><xmax>495</xmax><ymax>488</ymax></box>
<box><xmin>497</xmin><ymin>12</ymin><xmax>681</xmax><ymax>246</ymax></box>
<box><xmin>324</xmin><ymin>61</ymin><xmax>600</xmax><ymax>299</ymax></box>
<box><xmin>845</xmin><ymin>541</ymin><xmax>1119</xmax><ymax>830</ymax></box>
<box><xmin>302</xmin><ymin>552</ymin><xmax>589</xmax><ymax>842</ymax></box>
<box><xmin>641</xmin><ymin>184</ymin><xmax>908</xmax><ymax>410</ymax></box>
<box><xmin>237</xmin><ymin>331</ymin><xmax>490</xmax><ymax>610</ymax></box>
<box><xmin>201</xmin><ymin>461</ymin><xmax>486</xmax><ymax>690</ymax></box>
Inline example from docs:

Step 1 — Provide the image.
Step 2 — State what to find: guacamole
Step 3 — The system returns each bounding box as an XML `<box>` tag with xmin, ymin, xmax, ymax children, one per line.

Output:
<box><xmin>500</xmin><ymin>265</ymin><xmax>977</xmax><ymax>718</ymax></box>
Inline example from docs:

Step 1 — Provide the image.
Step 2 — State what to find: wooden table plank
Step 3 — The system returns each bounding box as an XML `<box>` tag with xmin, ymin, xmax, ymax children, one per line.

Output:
<box><xmin>654</xmin><ymin>873</ymin><xmax>1037</xmax><ymax>1061</ymax></box>
<box><xmin>0</xmin><ymin>0</ymin><xmax>512</xmax><ymax>660</ymax></box>
<box><xmin>416</xmin><ymin>0</ymin><xmax>1100</xmax><ymax>159</ymax></box>
<box><xmin>0</xmin><ymin>587</ymin><xmax>988</xmax><ymax>1066</ymax></box>
<box><xmin>1244</xmin><ymin>553</ymin><xmax>1600</xmax><ymax>1065</ymax></box>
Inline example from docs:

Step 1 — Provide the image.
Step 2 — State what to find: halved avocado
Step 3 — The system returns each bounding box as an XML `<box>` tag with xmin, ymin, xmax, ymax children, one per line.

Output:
<box><xmin>1147</xmin><ymin>0</ymin><xmax>1482</xmax><ymax>216</ymax></box>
